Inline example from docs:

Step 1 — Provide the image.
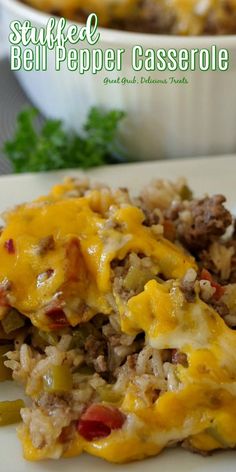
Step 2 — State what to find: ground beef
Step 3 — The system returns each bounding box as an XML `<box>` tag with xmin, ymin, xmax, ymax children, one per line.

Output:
<box><xmin>203</xmin><ymin>2</ymin><xmax>236</xmax><ymax>35</ymax></box>
<box><xmin>176</xmin><ymin>195</ymin><xmax>232</xmax><ymax>252</ymax></box>
<box><xmin>135</xmin><ymin>0</ymin><xmax>176</xmax><ymax>34</ymax></box>
<box><xmin>229</xmin><ymin>226</ymin><xmax>236</xmax><ymax>282</ymax></box>
<box><xmin>37</xmin><ymin>393</ymin><xmax>72</xmax><ymax>412</ymax></box>
<box><xmin>172</xmin><ymin>350</ymin><xmax>188</xmax><ymax>367</ymax></box>
<box><xmin>71</xmin><ymin>0</ymin><xmax>236</xmax><ymax>35</ymax></box>
<box><xmin>210</xmin><ymin>300</ymin><xmax>229</xmax><ymax>318</ymax></box>
<box><xmin>230</xmin><ymin>259</ymin><xmax>236</xmax><ymax>283</ymax></box>
<box><xmin>233</xmin><ymin>220</ymin><xmax>236</xmax><ymax>238</ymax></box>
<box><xmin>84</xmin><ymin>334</ymin><xmax>106</xmax><ymax>361</ymax></box>
<box><xmin>164</xmin><ymin>206</ymin><xmax>181</xmax><ymax>222</ymax></box>
<box><xmin>199</xmin><ymin>239</ymin><xmax>236</xmax><ymax>284</ymax></box>
<box><xmin>142</xmin><ymin>207</ymin><xmax>161</xmax><ymax>227</ymax></box>
<box><xmin>109</xmin><ymin>0</ymin><xmax>176</xmax><ymax>34</ymax></box>
<box><xmin>198</xmin><ymin>249</ymin><xmax>219</xmax><ymax>278</ymax></box>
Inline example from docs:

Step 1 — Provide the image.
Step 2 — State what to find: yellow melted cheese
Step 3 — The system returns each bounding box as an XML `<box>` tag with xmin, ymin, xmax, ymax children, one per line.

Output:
<box><xmin>20</xmin><ymin>279</ymin><xmax>236</xmax><ymax>462</ymax></box>
<box><xmin>84</xmin><ymin>284</ymin><xmax>236</xmax><ymax>461</ymax></box>
<box><xmin>4</xmin><ymin>181</ymin><xmax>236</xmax><ymax>463</ymax></box>
<box><xmin>0</xmin><ymin>185</ymin><xmax>195</xmax><ymax>330</ymax></box>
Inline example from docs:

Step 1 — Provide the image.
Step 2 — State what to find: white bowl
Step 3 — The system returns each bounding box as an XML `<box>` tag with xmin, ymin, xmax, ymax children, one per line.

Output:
<box><xmin>1</xmin><ymin>0</ymin><xmax>236</xmax><ymax>161</ymax></box>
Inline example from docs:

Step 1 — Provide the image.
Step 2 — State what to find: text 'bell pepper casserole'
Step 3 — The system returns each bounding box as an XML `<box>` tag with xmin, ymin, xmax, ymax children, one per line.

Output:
<box><xmin>1</xmin><ymin>176</ymin><xmax>236</xmax><ymax>463</ymax></box>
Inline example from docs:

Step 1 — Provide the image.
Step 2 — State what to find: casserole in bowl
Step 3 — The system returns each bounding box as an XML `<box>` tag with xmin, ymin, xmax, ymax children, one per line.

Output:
<box><xmin>1</xmin><ymin>0</ymin><xmax>236</xmax><ymax>160</ymax></box>
<box><xmin>18</xmin><ymin>0</ymin><xmax>236</xmax><ymax>35</ymax></box>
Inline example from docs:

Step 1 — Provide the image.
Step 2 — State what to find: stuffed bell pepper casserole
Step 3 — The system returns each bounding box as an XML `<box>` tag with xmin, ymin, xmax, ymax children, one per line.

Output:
<box><xmin>1</xmin><ymin>176</ymin><xmax>236</xmax><ymax>462</ymax></box>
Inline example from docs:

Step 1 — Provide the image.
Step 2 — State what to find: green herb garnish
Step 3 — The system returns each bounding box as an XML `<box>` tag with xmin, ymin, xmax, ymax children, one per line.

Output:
<box><xmin>4</xmin><ymin>107</ymin><xmax>126</xmax><ymax>173</ymax></box>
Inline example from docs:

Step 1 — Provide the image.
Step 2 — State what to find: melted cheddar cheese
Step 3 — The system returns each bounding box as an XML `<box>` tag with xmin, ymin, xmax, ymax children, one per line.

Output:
<box><xmin>119</xmin><ymin>281</ymin><xmax>236</xmax><ymax>458</ymax></box>
<box><xmin>0</xmin><ymin>184</ymin><xmax>195</xmax><ymax>330</ymax></box>
<box><xmin>19</xmin><ymin>279</ymin><xmax>236</xmax><ymax>462</ymax></box>
<box><xmin>3</xmin><ymin>181</ymin><xmax>236</xmax><ymax>463</ymax></box>
<box><xmin>78</xmin><ymin>283</ymin><xmax>236</xmax><ymax>459</ymax></box>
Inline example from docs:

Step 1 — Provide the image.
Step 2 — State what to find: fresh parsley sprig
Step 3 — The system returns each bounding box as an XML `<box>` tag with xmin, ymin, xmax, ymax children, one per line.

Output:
<box><xmin>4</xmin><ymin>107</ymin><xmax>126</xmax><ymax>173</ymax></box>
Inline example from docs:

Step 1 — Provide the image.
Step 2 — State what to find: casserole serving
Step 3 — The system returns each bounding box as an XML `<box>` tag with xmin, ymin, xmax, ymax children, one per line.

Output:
<box><xmin>1</xmin><ymin>171</ymin><xmax>236</xmax><ymax>463</ymax></box>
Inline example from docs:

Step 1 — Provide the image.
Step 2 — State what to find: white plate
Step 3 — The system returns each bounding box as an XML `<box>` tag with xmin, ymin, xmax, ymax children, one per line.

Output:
<box><xmin>1</xmin><ymin>155</ymin><xmax>236</xmax><ymax>472</ymax></box>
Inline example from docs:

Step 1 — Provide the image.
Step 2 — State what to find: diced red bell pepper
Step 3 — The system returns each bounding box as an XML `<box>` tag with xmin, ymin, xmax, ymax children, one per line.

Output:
<box><xmin>78</xmin><ymin>420</ymin><xmax>111</xmax><ymax>441</ymax></box>
<box><xmin>77</xmin><ymin>404</ymin><xmax>126</xmax><ymax>441</ymax></box>
<box><xmin>4</xmin><ymin>239</ymin><xmax>15</xmax><ymax>254</ymax></box>
<box><xmin>46</xmin><ymin>307</ymin><xmax>69</xmax><ymax>329</ymax></box>
<box><xmin>200</xmin><ymin>269</ymin><xmax>225</xmax><ymax>301</ymax></box>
